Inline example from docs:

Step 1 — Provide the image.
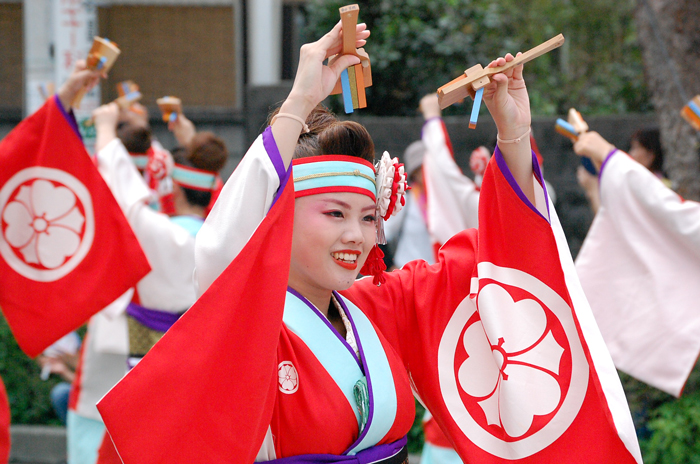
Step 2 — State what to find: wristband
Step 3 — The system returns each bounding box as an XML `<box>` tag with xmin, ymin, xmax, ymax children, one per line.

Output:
<box><xmin>497</xmin><ymin>127</ymin><xmax>531</xmax><ymax>144</ymax></box>
<box><xmin>271</xmin><ymin>113</ymin><xmax>310</xmax><ymax>134</ymax></box>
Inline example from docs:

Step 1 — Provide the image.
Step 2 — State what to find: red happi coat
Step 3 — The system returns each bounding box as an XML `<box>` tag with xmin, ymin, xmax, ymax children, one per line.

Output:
<box><xmin>98</xmin><ymin>127</ymin><xmax>641</xmax><ymax>463</ymax></box>
<box><xmin>0</xmin><ymin>376</ymin><xmax>9</xmax><ymax>464</ymax></box>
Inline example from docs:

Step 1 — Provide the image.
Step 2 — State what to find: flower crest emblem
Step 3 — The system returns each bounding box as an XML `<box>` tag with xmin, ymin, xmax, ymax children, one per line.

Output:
<box><xmin>278</xmin><ymin>361</ymin><xmax>299</xmax><ymax>394</ymax></box>
<box><xmin>0</xmin><ymin>167</ymin><xmax>95</xmax><ymax>282</ymax></box>
<box><xmin>459</xmin><ymin>284</ymin><xmax>564</xmax><ymax>438</ymax></box>
<box><xmin>437</xmin><ymin>263</ymin><xmax>589</xmax><ymax>459</ymax></box>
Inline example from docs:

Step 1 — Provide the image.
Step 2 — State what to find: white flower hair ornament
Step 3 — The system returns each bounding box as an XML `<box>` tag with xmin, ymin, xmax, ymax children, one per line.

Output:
<box><xmin>375</xmin><ymin>151</ymin><xmax>408</xmax><ymax>221</ymax></box>
<box><xmin>360</xmin><ymin>151</ymin><xmax>410</xmax><ymax>286</ymax></box>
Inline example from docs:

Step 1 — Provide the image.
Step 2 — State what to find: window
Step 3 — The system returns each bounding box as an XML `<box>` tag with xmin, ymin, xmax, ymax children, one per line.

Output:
<box><xmin>98</xmin><ymin>5</ymin><xmax>236</xmax><ymax>108</ymax></box>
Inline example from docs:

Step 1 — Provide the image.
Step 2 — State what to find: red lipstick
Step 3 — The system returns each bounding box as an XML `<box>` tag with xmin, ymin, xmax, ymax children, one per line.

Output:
<box><xmin>331</xmin><ymin>250</ymin><xmax>361</xmax><ymax>271</ymax></box>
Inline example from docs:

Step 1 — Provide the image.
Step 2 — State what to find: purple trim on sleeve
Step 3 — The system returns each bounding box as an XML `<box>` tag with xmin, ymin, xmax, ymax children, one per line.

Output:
<box><xmin>334</xmin><ymin>293</ymin><xmax>374</xmax><ymax>454</ymax></box>
<box><xmin>53</xmin><ymin>95</ymin><xmax>82</xmax><ymax>140</ymax></box>
<box><xmin>268</xmin><ymin>437</ymin><xmax>407</xmax><ymax>463</ymax></box>
<box><xmin>420</xmin><ymin>117</ymin><xmax>442</xmax><ymax>139</ymax></box>
<box><xmin>286</xmin><ymin>287</ymin><xmax>362</xmax><ymax>368</ymax></box>
<box><xmin>263</xmin><ymin>126</ymin><xmax>293</xmax><ymax>209</ymax></box>
<box><xmin>531</xmin><ymin>151</ymin><xmax>551</xmax><ymax>219</ymax></box>
<box><xmin>598</xmin><ymin>148</ymin><xmax>619</xmax><ymax>184</ymax></box>
<box><xmin>494</xmin><ymin>145</ymin><xmax>548</xmax><ymax>222</ymax></box>
<box><xmin>125</xmin><ymin>303</ymin><xmax>183</xmax><ymax>333</ymax></box>
<box><xmin>263</xmin><ymin>126</ymin><xmax>290</xmax><ymax>182</ymax></box>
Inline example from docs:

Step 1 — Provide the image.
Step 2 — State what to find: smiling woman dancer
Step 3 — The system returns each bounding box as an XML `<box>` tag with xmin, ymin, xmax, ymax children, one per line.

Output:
<box><xmin>193</xmin><ymin>20</ymin><xmax>534</xmax><ymax>461</ymax></box>
<box><xmin>97</xmin><ymin>20</ymin><xmax>639</xmax><ymax>464</ymax></box>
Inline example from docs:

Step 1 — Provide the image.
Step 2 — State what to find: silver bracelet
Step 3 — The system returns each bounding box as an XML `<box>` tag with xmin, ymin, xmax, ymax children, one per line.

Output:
<box><xmin>497</xmin><ymin>127</ymin><xmax>531</xmax><ymax>144</ymax></box>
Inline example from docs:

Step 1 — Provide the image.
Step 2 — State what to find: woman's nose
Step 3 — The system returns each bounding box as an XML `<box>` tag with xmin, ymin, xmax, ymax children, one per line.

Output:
<box><xmin>341</xmin><ymin>220</ymin><xmax>364</xmax><ymax>244</ymax></box>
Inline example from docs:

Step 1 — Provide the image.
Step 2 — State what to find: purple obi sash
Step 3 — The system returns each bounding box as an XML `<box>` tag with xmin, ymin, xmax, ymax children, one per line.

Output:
<box><xmin>268</xmin><ymin>437</ymin><xmax>407</xmax><ymax>464</ymax></box>
<box><xmin>126</xmin><ymin>302</ymin><xmax>183</xmax><ymax>333</ymax></box>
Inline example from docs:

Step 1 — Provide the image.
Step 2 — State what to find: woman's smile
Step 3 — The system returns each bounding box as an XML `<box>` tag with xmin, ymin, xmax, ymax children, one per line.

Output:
<box><xmin>331</xmin><ymin>250</ymin><xmax>362</xmax><ymax>270</ymax></box>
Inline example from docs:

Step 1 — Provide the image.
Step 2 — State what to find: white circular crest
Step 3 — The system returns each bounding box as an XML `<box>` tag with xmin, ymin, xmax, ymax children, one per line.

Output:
<box><xmin>0</xmin><ymin>167</ymin><xmax>95</xmax><ymax>282</ymax></box>
<box><xmin>278</xmin><ymin>361</ymin><xmax>299</xmax><ymax>394</ymax></box>
<box><xmin>437</xmin><ymin>262</ymin><xmax>589</xmax><ymax>459</ymax></box>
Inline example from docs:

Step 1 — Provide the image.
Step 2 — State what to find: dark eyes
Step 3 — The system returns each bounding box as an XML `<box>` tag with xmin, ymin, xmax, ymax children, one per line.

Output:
<box><xmin>323</xmin><ymin>211</ymin><xmax>376</xmax><ymax>223</ymax></box>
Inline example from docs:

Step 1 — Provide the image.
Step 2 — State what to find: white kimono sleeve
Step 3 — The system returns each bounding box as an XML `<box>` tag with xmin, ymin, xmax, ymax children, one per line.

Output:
<box><xmin>194</xmin><ymin>127</ymin><xmax>289</xmax><ymax>295</ymax></box>
<box><xmin>600</xmin><ymin>151</ymin><xmax>700</xmax><ymax>252</ymax></box>
<box><xmin>96</xmin><ymin>138</ymin><xmax>200</xmax><ymax>312</ymax></box>
<box><xmin>575</xmin><ymin>150</ymin><xmax>700</xmax><ymax>396</ymax></box>
<box><xmin>422</xmin><ymin>118</ymin><xmax>480</xmax><ymax>246</ymax></box>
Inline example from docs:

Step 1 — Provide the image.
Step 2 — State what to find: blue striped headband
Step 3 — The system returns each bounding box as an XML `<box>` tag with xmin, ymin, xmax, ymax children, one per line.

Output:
<box><xmin>130</xmin><ymin>154</ymin><xmax>148</xmax><ymax>171</ymax></box>
<box><xmin>172</xmin><ymin>164</ymin><xmax>218</xmax><ymax>191</ymax></box>
<box><xmin>292</xmin><ymin>155</ymin><xmax>376</xmax><ymax>201</ymax></box>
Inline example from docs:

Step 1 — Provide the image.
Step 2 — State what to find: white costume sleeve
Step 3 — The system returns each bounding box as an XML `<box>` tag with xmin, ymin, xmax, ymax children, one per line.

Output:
<box><xmin>422</xmin><ymin>118</ymin><xmax>480</xmax><ymax>245</ymax></box>
<box><xmin>194</xmin><ymin>128</ymin><xmax>288</xmax><ymax>295</ymax></box>
<box><xmin>575</xmin><ymin>150</ymin><xmax>700</xmax><ymax>396</ymax></box>
<box><xmin>601</xmin><ymin>151</ymin><xmax>700</xmax><ymax>253</ymax></box>
<box><xmin>96</xmin><ymin>138</ymin><xmax>200</xmax><ymax>311</ymax></box>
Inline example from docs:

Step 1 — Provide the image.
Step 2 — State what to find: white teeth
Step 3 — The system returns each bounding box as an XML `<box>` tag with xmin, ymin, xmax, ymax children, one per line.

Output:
<box><xmin>332</xmin><ymin>252</ymin><xmax>357</xmax><ymax>263</ymax></box>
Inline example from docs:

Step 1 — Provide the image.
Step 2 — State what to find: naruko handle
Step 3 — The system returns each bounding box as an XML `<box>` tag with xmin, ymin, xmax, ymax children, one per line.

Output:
<box><xmin>479</xmin><ymin>34</ymin><xmax>565</xmax><ymax>83</ymax></box>
<box><xmin>340</xmin><ymin>4</ymin><xmax>360</xmax><ymax>56</ymax></box>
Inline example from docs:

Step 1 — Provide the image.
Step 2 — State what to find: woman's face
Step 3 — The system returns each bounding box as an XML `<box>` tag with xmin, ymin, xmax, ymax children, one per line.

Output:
<box><xmin>289</xmin><ymin>192</ymin><xmax>377</xmax><ymax>297</ymax></box>
<box><xmin>629</xmin><ymin>140</ymin><xmax>655</xmax><ymax>170</ymax></box>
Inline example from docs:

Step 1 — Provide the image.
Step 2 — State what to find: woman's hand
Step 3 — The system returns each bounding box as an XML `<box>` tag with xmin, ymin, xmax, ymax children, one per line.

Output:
<box><xmin>482</xmin><ymin>53</ymin><xmax>530</xmax><ymax>140</ymax></box>
<box><xmin>168</xmin><ymin>112</ymin><xmax>196</xmax><ymax>148</ymax></box>
<box><xmin>57</xmin><ymin>60</ymin><xmax>105</xmax><ymax>112</ymax></box>
<box><xmin>273</xmin><ymin>21</ymin><xmax>370</xmax><ymax>168</ymax></box>
<box><xmin>284</xmin><ymin>21</ymin><xmax>370</xmax><ymax>118</ymax></box>
<box><xmin>573</xmin><ymin>132</ymin><xmax>616</xmax><ymax>169</ymax></box>
<box><xmin>481</xmin><ymin>53</ymin><xmax>535</xmax><ymax>204</ymax></box>
<box><xmin>419</xmin><ymin>93</ymin><xmax>441</xmax><ymax>120</ymax></box>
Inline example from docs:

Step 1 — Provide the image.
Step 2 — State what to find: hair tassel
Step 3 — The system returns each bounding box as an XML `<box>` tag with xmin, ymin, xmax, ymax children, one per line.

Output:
<box><xmin>360</xmin><ymin>244</ymin><xmax>386</xmax><ymax>286</ymax></box>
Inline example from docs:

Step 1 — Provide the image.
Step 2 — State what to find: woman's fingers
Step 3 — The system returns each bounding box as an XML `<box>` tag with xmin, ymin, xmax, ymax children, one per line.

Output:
<box><xmin>486</xmin><ymin>52</ymin><xmax>524</xmax><ymax>80</ymax></box>
<box><xmin>327</xmin><ymin>54</ymin><xmax>361</xmax><ymax>78</ymax></box>
<box><xmin>324</xmin><ymin>23</ymin><xmax>370</xmax><ymax>59</ymax></box>
<box><xmin>316</xmin><ymin>20</ymin><xmax>343</xmax><ymax>50</ymax></box>
<box><xmin>490</xmin><ymin>73</ymin><xmax>510</xmax><ymax>105</ymax></box>
<box><xmin>512</xmin><ymin>52</ymin><xmax>524</xmax><ymax>81</ymax></box>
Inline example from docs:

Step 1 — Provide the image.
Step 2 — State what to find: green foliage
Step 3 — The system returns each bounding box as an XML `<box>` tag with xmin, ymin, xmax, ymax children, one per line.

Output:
<box><xmin>640</xmin><ymin>391</ymin><xmax>700</xmax><ymax>464</ymax></box>
<box><xmin>407</xmin><ymin>399</ymin><xmax>426</xmax><ymax>454</ymax></box>
<box><xmin>621</xmin><ymin>361</ymin><xmax>700</xmax><ymax>463</ymax></box>
<box><xmin>303</xmin><ymin>0</ymin><xmax>651</xmax><ymax>116</ymax></box>
<box><xmin>0</xmin><ymin>314</ymin><xmax>62</xmax><ymax>425</ymax></box>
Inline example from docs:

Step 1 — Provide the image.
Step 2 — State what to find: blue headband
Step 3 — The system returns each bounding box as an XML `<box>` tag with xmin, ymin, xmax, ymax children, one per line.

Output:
<box><xmin>292</xmin><ymin>155</ymin><xmax>376</xmax><ymax>201</ymax></box>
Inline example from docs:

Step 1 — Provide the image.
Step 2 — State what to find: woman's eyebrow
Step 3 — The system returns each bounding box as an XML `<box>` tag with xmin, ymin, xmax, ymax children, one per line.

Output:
<box><xmin>322</xmin><ymin>199</ymin><xmax>351</xmax><ymax>209</ymax></box>
<box><xmin>321</xmin><ymin>199</ymin><xmax>376</xmax><ymax>212</ymax></box>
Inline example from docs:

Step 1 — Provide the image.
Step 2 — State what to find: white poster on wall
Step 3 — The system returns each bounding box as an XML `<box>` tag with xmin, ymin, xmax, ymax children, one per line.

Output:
<box><xmin>53</xmin><ymin>0</ymin><xmax>99</xmax><ymax>152</ymax></box>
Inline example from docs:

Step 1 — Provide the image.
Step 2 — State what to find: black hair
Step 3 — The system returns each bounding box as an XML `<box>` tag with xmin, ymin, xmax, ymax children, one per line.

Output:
<box><xmin>269</xmin><ymin>104</ymin><xmax>375</xmax><ymax>163</ymax></box>
<box><xmin>118</xmin><ymin>125</ymin><xmax>152</xmax><ymax>154</ymax></box>
<box><xmin>631</xmin><ymin>127</ymin><xmax>664</xmax><ymax>174</ymax></box>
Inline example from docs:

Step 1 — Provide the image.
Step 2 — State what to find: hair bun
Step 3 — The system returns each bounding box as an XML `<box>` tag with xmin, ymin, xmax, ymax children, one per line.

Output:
<box><xmin>318</xmin><ymin>121</ymin><xmax>375</xmax><ymax>163</ymax></box>
<box><xmin>187</xmin><ymin>132</ymin><xmax>227</xmax><ymax>173</ymax></box>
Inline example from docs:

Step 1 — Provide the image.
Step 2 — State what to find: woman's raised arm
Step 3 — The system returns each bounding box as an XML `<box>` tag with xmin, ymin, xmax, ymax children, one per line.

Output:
<box><xmin>271</xmin><ymin>21</ymin><xmax>369</xmax><ymax>168</ymax></box>
<box><xmin>481</xmin><ymin>53</ymin><xmax>535</xmax><ymax>204</ymax></box>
